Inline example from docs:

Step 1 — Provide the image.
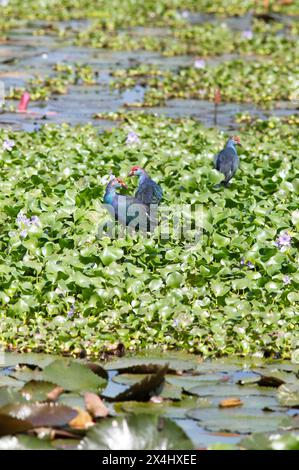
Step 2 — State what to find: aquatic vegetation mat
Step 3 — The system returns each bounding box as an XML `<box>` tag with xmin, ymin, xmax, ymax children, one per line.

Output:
<box><xmin>0</xmin><ymin>352</ymin><xmax>299</xmax><ymax>449</ymax></box>
<box><xmin>0</xmin><ymin>114</ymin><xmax>298</xmax><ymax>357</ymax></box>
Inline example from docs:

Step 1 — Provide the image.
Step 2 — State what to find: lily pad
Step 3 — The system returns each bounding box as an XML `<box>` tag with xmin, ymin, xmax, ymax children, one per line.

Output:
<box><xmin>78</xmin><ymin>414</ymin><xmax>194</xmax><ymax>450</ymax></box>
<box><xmin>121</xmin><ymin>396</ymin><xmax>209</xmax><ymax>419</ymax></box>
<box><xmin>0</xmin><ymin>403</ymin><xmax>77</xmax><ymax>428</ymax></box>
<box><xmin>0</xmin><ymin>387</ymin><xmax>26</xmax><ymax>408</ymax></box>
<box><xmin>187</xmin><ymin>408</ymin><xmax>292</xmax><ymax>434</ymax></box>
<box><xmin>278</xmin><ymin>384</ymin><xmax>299</xmax><ymax>407</ymax></box>
<box><xmin>186</xmin><ymin>383</ymin><xmax>276</xmax><ymax>397</ymax></box>
<box><xmin>21</xmin><ymin>380</ymin><xmax>59</xmax><ymax>402</ymax></box>
<box><xmin>0</xmin><ymin>435</ymin><xmax>55</xmax><ymax>450</ymax></box>
<box><xmin>0</xmin><ymin>414</ymin><xmax>32</xmax><ymax>437</ymax></box>
<box><xmin>42</xmin><ymin>359</ymin><xmax>107</xmax><ymax>393</ymax></box>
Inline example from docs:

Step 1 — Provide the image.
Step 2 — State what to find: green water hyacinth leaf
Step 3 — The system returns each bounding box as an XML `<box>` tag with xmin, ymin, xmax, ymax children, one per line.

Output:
<box><xmin>211</xmin><ymin>281</ymin><xmax>230</xmax><ymax>297</ymax></box>
<box><xmin>213</xmin><ymin>233</ymin><xmax>230</xmax><ymax>248</ymax></box>
<box><xmin>166</xmin><ymin>272</ymin><xmax>184</xmax><ymax>288</ymax></box>
<box><xmin>100</xmin><ymin>247</ymin><xmax>124</xmax><ymax>266</ymax></box>
<box><xmin>78</xmin><ymin>414</ymin><xmax>193</xmax><ymax>450</ymax></box>
<box><xmin>42</xmin><ymin>359</ymin><xmax>107</xmax><ymax>393</ymax></box>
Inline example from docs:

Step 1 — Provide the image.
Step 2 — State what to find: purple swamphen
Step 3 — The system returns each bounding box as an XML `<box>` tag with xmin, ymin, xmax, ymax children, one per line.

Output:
<box><xmin>128</xmin><ymin>166</ymin><xmax>163</xmax><ymax>205</ymax></box>
<box><xmin>103</xmin><ymin>177</ymin><xmax>157</xmax><ymax>232</ymax></box>
<box><xmin>214</xmin><ymin>135</ymin><xmax>241</xmax><ymax>186</ymax></box>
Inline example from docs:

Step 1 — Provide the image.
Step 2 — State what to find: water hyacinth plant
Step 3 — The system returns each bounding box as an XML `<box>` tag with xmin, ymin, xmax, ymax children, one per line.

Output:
<box><xmin>0</xmin><ymin>113</ymin><xmax>298</xmax><ymax>358</ymax></box>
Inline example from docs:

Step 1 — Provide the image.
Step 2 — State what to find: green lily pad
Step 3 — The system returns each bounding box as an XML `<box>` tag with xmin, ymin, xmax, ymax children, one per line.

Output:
<box><xmin>21</xmin><ymin>380</ymin><xmax>58</xmax><ymax>402</ymax></box>
<box><xmin>42</xmin><ymin>359</ymin><xmax>107</xmax><ymax>393</ymax></box>
<box><xmin>0</xmin><ymin>376</ymin><xmax>24</xmax><ymax>389</ymax></box>
<box><xmin>121</xmin><ymin>396</ymin><xmax>209</xmax><ymax>419</ymax></box>
<box><xmin>78</xmin><ymin>414</ymin><xmax>194</xmax><ymax>450</ymax></box>
<box><xmin>278</xmin><ymin>384</ymin><xmax>299</xmax><ymax>407</ymax></box>
<box><xmin>187</xmin><ymin>408</ymin><xmax>292</xmax><ymax>434</ymax></box>
<box><xmin>241</xmin><ymin>432</ymin><xmax>299</xmax><ymax>450</ymax></box>
<box><xmin>0</xmin><ymin>387</ymin><xmax>26</xmax><ymax>408</ymax></box>
<box><xmin>0</xmin><ymin>435</ymin><xmax>55</xmax><ymax>450</ymax></box>
<box><xmin>186</xmin><ymin>383</ymin><xmax>276</xmax><ymax>397</ymax></box>
<box><xmin>1</xmin><ymin>352</ymin><xmax>60</xmax><ymax>369</ymax></box>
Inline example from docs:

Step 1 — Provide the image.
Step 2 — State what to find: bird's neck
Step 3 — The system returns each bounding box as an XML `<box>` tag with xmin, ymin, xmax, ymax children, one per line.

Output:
<box><xmin>104</xmin><ymin>186</ymin><xmax>116</xmax><ymax>205</ymax></box>
<box><xmin>138</xmin><ymin>171</ymin><xmax>148</xmax><ymax>183</ymax></box>
<box><xmin>226</xmin><ymin>140</ymin><xmax>237</xmax><ymax>152</ymax></box>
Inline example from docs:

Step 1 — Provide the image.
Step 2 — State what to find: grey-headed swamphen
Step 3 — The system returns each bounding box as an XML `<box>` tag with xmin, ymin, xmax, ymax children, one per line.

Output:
<box><xmin>103</xmin><ymin>177</ymin><xmax>157</xmax><ymax>232</ymax></box>
<box><xmin>214</xmin><ymin>136</ymin><xmax>241</xmax><ymax>186</ymax></box>
<box><xmin>128</xmin><ymin>166</ymin><xmax>163</xmax><ymax>205</ymax></box>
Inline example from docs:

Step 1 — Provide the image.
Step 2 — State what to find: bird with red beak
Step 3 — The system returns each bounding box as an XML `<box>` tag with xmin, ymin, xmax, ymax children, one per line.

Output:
<box><xmin>128</xmin><ymin>166</ymin><xmax>163</xmax><ymax>205</ymax></box>
<box><xmin>214</xmin><ymin>136</ymin><xmax>241</xmax><ymax>187</ymax></box>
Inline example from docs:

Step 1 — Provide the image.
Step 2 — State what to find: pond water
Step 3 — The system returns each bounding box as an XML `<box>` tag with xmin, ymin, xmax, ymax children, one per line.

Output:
<box><xmin>0</xmin><ymin>351</ymin><xmax>298</xmax><ymax>449</ymax></box>
<box><xmin>0</xmin><ymin>15</ymin><xmax>298</xmax><ymax>132</ymax></box>
<box><xmin>0</xmin><ymin>10</ymin><xmax>298</xmax><ymax>450</ymax></box>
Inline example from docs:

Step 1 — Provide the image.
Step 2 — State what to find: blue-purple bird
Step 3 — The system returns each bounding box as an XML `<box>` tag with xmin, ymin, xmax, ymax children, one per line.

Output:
<box><xmin>128</xmin><ymin>166</ymin><xmax>163</xmax><ymax>205</ymax></box>
<box><xmin>103</xmin><ymin>177</ymin><xmax>157</xmax><ymax>232</ymax></box>
<box><xmin>214</xmin><ymin>135</ymin><xmax>241</xmax><ymax>186</ymax></box>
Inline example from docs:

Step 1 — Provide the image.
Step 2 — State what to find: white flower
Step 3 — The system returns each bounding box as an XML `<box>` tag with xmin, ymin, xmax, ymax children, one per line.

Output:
<box><xmin>3</xmin><ymin>139</ymin><xmax>15</xmax><ymax>151</ymax></box>
<box><xmin>126</xmin><ymin>131</ymin><xmax>140</xmax><ymax>145</ymax></box>
<box><xmin>194</xmin><ymin>59</ymin><xmax>206</xmax><ymax>69</ymax></box>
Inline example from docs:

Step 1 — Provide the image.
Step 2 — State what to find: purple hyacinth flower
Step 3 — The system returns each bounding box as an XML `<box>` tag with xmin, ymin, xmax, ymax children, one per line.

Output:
<box><xmin>242</xmin><ymin>30</ymin><xmax>253</xmax><ymax>40</ymax></box>
<box><xmin>30</xmin><ymin>215</ymin><xmax>41</xmax><ymax>226</ymax></box>
<box><xmin>283</xmin><ymin>275</ymin><xmax>291</xmax><ymax>285</ymax></box>
<box><xmin>275</xmin><ymin>231</ymin><xmax>292</xmax><ymax>250</ymax></box>
<box><xmin>20</xmin><ymin>229</ymin><xmax>28</xmax><ymax>238</ymax></box>
<box><xmin>181</xmin><ymin>10</ymin><xmax>189</xmax><ymax>19</ymax></box>
<box><xmin>247</xmin><ymin>261</ymin><xmax>254</xmax><ymax>269</ymax></box>
<box><xmin>67</xmin><ymin>303</ymin><xmax>75</xmax><ymax>319</ymax></box>
<box><xmin>194</xmin><ymin>59</ymin><xmax>206</xmax><ymax>69</ymax></box>
<box><xmin>17</xmin><ymin>212</ymin><xmax>31</xmax><ymax>227</ymax></box>
<box><xmin>3</xmin><ymin>139</ymin><xmax>15</xmax><ymax>151</ymax></box>
<box><xmin>126</xmin><ymin>131</ymin><xmax>140</xmax><ymax>146</ymax></box>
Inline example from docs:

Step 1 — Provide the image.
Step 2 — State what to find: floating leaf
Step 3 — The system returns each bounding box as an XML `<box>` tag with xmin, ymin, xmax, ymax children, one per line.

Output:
<box><xmin>0</xmin><ymin>403</ymin><xmax>77</xmax><ymax>428</ymax></box>
<box><xmin>42</xmin><ymin>359</ymin><xmax>107</xmax><ymax>393</ymax></box>
<box><xmin>187</xmin><ymin>408</ymin><xmax>292</xmax><ymax>434</ymax></box>
<box><xmin>78</xmin><ymin>414</ymin><xmax>193</xmax><ymax>450</ymax></box>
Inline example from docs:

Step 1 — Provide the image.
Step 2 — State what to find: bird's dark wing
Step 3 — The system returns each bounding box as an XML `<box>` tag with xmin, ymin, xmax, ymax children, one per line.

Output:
<box><xmin>135</xmin><ymin>181</ymin><xmax>154</xmax><ymax>204</ymax></box>
<box><xmin>215</xmin><ymin>148</ymin><xmax>234</xmax><ymax>173</ymax></box>
<box><xmin>135</xmin><ymin>179</ymin><xmax>163</xmax><ymax>205</ymax></box>
<box><xmin>153</xmin><ymin>183</ymin><xmax>163</xmax><ymax>203</ymax></box>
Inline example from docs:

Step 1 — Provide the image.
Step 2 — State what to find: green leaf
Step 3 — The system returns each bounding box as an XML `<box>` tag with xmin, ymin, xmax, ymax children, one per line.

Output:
<box><xmin>79</xmin><ymin>414</ymin><xmax>194</xmax><ymax>450</ymax></box>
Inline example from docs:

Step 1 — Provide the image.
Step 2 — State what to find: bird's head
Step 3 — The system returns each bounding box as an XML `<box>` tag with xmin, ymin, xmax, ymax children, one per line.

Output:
<box><xmin>128</xmin><ymin>165</ymin><xmax>145</xmax><ymax>177</ymax></box>
<box><xmin>110</xmin><ymin>177</ymin><xmax>127</xmax><ymax>189</ymax></box>
<box><xmin>232</xmin><ymin>135</ymin><xmax>241</xmax><ymax>146</ymax></box>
